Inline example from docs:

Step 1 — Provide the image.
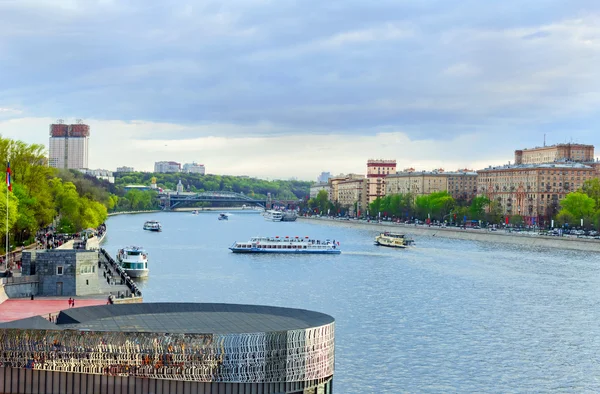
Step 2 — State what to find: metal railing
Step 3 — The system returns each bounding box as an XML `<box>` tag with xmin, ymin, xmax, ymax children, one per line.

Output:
<box><xmin>99</xmin><ymin>249</ymin><xmax>142</xmax><ymax>298</ymax></box>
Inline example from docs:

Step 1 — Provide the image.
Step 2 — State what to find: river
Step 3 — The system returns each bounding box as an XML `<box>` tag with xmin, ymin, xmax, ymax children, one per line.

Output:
<box><xmin>103</xmin><ymin>211</ymin><xmax>600</xmax><ymax>393</ymax></box>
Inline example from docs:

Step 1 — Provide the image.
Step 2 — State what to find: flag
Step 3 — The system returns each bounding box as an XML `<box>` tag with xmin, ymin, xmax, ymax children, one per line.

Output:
<box><xmin>6</xmin><ymin>162</ymin><xmax>11</xmax><ymax>192</ymax></box>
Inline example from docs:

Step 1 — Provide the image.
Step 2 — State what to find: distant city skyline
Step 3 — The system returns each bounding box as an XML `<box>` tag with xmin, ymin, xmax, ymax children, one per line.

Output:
<box><xmin>1</xmin><ymin>1</ymin><xmax>600</xmax><ymax>180</ymax></box>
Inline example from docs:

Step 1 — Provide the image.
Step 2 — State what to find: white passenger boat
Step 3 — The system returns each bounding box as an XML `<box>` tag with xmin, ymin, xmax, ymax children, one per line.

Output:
<box><xmin>230</xmin><ymin>236</ymin><xmax>341</xmax><ymax>254</ymax></box>
<box><xmin>263</xmin><ymin>210</ymin><xmax>283</xmax><ymax>222</ymax></box>
<box><xmin>374</xmin><ymin>232</ymin><xmax>415</xmax><ymax>248</ymax></box>
<box><xmin>116</xmin><ymin>246</ymin><xmax>149</xmax><ymax>278</ymax></box>
<box><xmin>143</xmin><ymin>220</ymin><xmax>162</xmax><ymax>232</ymax></box>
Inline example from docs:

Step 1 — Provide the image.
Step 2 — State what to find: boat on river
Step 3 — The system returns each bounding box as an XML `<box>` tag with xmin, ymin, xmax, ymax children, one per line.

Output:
<box><xmin>374</xmin><ymin>232</ymin><xmax>415</xmax><ymax>248</ymax></box>
<box><xmin>143</xmin><ymin>220</ymin><xmax>162</xmax><ymax>232</ymax></box>
<box><xmin>230</xmin><ymin>236</ymin><xmax>341</xmax><ymax>254</ymax></box>
<box><xmin>218</xmin><ymin>213</ymin><xmax>229</xmax><ymax>220</ymax></box>
<box><xmin>116</xmin><ymin>246</ymin><xmax>149</xmax><ymax>278</ymax></box>
<box><xmin>281</xmin><ymin>211</ymin><xmax>297</xmax><ymax>222</ymax></box>
<box><xmin>263</xmin><ymin>210</ymin><xmax>283</xmax><ymax>222</ymax></box>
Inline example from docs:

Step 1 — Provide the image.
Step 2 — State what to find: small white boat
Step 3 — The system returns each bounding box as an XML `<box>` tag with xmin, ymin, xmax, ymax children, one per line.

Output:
<box><xmin>192</xmin><ymin>210</ymin><xmax>199</xmax><ymax>215</ymax></box>
<box><xmin>116</xmin><ymin>246</ymin><xmax>149</xmax><ymax>278</ymax></box>
<box><xmin>143</xmin><ymin>220</ymin><xmax>162</xmax><ymax>232</ymax></box>
<box><xmin>374</xmin><ymin>232</ymin><xmax>415</xmax><ymax>248</ymax></box>
<box><xmin>218</xmin><ymin>213</ymin><xmax>229</xmax><ymax>220</ymax></box>
<box><xmin>263</xmin><ymin>210</ymin><xmax>283</xmax><ymax>222</ymax></box>
<box><xmin>230</xmin><ymin>236</ymin><xmax>341</xmax><ymax>254</ymax></box>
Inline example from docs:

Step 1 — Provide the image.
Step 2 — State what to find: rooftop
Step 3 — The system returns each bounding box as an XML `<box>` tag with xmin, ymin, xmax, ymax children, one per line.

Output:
<box><xmin>478</xmin><ymin>162</ymin><xmax>594</xmax><ymax>172</ymax></box>
<box><xmin>0</xmin><ymin>303</ymin><xmax>335</xmax><ymax>334</ymax></box>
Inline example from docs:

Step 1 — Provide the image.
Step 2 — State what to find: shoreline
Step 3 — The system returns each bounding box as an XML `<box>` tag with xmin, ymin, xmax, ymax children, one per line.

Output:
<box><xmin>299</xmin><ymin>217</ymin><xmax>600</xmax><ymax>252</ymax></box>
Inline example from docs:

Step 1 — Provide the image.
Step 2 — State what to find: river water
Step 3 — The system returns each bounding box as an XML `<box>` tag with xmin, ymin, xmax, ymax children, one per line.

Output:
<box><xmin>103</xmin><ymin>211</ymin><xmax>600</xmax><ymax>393</ymax></box>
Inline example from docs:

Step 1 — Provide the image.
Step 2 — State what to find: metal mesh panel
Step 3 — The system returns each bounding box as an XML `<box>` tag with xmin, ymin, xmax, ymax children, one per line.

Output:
<box><xmin>0</xmin><ymin>323</ymin><xmax>334</xmax><ymax>383</ymax></box>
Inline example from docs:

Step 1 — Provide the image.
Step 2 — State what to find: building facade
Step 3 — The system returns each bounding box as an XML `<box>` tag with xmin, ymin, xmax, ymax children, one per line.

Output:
<box><xmin>183</xmin><ymin>162</ymin><xmax>206</xmax><ymax>174</ymax></box>
<box><xmin>385</xmin><ymin>169</ymin><xmax>478</xmax><ymax>201</ymax></box>
<box><xmin>48</xmin><ymin>123</ymin><xmax>90</xmax><ymax>170</ymax></box>
<box><xmin>21</xmin><ymin>250</ymin><xmax>100</xmax><ymax>296</ymax></box>
<box><xmin>477</xmin><ymin>163</ymin><xmax>596</xmax><ymax>225</ymax></box>
<box><xmin>154</xmin><ymin>161</ymin><xmax>181</xmax><ymax>173</ymax></box>
<box><xmin>309</xmin><ymin>182</ymin><xmax>331</xmax><ymax>199</ymax></box>
<box><xmin>337</xmin><ymin>178</ymin><xmax>367</xmax><ymax>216</ymax></box>
<box><xmin>317</xmin><ymin>171</ymin><xmax>331</xmax><ymax>183</ymax></box>
<box><xmin>116</xmin><ymin>166</ymin><xmax>135</xmax><ymax>172</ymax></box>
<box><xmin>367</xmin><ymin>159</ymin><xmax>396</xmax><ymax>203</ymax></box>
<box><xmin>79</xmin><ymin>168</ymin><xmax>115</xmax><ymax>183</ymax></box>
<box><xmin>515</xmin><ymin>143</ymin><xmax>594</xmax><ymax>165</ymax></box>
<box><xmin>329</xmin><ymin>173</ymin><xmax>364</xmax><ymax>203</ymax></box>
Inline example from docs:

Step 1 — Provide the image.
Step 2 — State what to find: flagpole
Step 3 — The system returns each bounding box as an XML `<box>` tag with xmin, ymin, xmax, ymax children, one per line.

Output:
<box><xmin>5</xmin><ymin>161</ymin><xmax>8</xmax><ymax>270</ymax></box>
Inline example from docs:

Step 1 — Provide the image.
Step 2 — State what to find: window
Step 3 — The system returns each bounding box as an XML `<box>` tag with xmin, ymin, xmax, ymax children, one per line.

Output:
<box><xmin>56</xmin><ymin>266</ymin><xmax>64</xmax><ymax>275</ymax></box>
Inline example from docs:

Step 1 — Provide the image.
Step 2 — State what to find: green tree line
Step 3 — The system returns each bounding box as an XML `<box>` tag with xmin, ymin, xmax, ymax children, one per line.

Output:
<box><xmin>114</xmin><ymin>172</ymin><xmax>311</xmax><ymax>201</ymax></box>
<box><xmin>0</xmin><ymin>137</ymin><xmax>114</xmax><ymax>250</ymax></box>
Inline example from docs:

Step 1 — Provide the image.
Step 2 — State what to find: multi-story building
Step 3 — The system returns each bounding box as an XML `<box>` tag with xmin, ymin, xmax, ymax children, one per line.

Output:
<box><xmin>446</xmin><ymin>169</ymin><xmax>478</xmax><ymax>202</ymax></box>
<box><xmin>515</xmin><ymin>143</ymin><xmax>594</xmax><ymax>165</ymax></box>
<box><xmin>183</xmin><ymin>162</ymin><xmax>206</xmax><ymax>174</ymax></box>
<box><xmin>386</xmin><ymin>168</ymin><xmax>478</xmax><ymax>201</ymax></box>
<box><xmin>337</xmin><ymin>178</ymin><xmax>367</xmax><ymax>216</ymax></box>
<box><xmin>477</xmin><ymin>162</ymin><xmax>596</xmax><ymax>225</ymax></box>
<box><xmin>367</xmin><ymin>159</ymin><xmax>396</xmax><ymax>203</ymax></box>
<box><xmin>317</xmin><ymin>172</ymin><xmax>331</xmax><ymax>183</ymax></box>
<box><xmin>329</xmin><ymin>173</ymin><xmax>364</xmax><ymax>203</ymax></box>
<box><xmin>48</xmin><ymin>122</ymin><xmax>90</xmax><ymax>170</ymax></box>
<box><xmin>78</xmin><ymin>169</ymin><xmax>115</xmax><ymax>183</ymax></box>
<box><xmin>154</xmin><ymin>161</ymin><xmax>181</xmax><ymax>173</ymax></box>
<box><xmin>116</xmin><ymin>166</ymin><xmax>135</xmax><ymax>173</ymax></box>
<box><xmin>309</xmin><ymin>183</ymin><xmax>331</xmax><ymax>199</ymax></box>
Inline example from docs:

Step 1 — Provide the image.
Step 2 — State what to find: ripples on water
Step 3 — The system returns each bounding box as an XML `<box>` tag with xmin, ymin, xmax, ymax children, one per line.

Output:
<box><xmin>104</xmin><ymin>212</ymin><xmax>600</xmax><ymax>393</ymax></box>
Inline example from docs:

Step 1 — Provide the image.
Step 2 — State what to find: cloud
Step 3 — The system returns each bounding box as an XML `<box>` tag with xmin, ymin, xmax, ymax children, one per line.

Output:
<box><xmin>0</xmin><ymin>0</ymin><xmax>600</xmax><ymax>178</ymax></box>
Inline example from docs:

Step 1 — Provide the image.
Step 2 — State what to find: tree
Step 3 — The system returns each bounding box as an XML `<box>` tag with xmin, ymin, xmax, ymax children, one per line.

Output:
<box><xmin>469</xmin><ymin>196</ymin><xmax>490</xmax><ymax>221</ymax></box>
<box><xmin>559</xmin><ymin>192</ymin><xmax>596</xmax><ymax>223</ymax></box>
<box><xmin>315</xmin><ymin>190</ymin><xmax>329</xmax><ymax>214</ymax></box>
<box><xmin>581</xmin><ymin>179</ymin><xmax>600</xmax><ymax>207</ymax></box>
<box><xmin>0</xmin><ymin>183</ymin><xmax>19</xmax><ymax>252</ymax></box>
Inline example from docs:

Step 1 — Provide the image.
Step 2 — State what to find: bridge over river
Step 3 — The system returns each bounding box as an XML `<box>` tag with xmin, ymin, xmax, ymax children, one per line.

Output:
<box><xmin>158</xmin><ymin>191</ymin><xmax>299</xmax><ymax>211</ymax></box>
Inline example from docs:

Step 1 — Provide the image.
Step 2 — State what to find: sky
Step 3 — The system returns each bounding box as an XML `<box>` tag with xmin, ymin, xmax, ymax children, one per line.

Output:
<box><xmin>1</xmin><ymin>0</ymin><xmax>600</xmax><ymax>181</ymax></box>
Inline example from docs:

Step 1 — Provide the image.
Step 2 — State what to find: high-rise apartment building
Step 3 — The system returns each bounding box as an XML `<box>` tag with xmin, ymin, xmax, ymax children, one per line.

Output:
<box><xmin>366</xmin><ymin>159</ymin><xmax>396</xmax><ymax>203</ymax></box>
<box><xmin>116</xmin><ymin>166</ymin><xmax>135</xmax><ymax>173</ymax></box>
<box><xmin>317</xmin><ymin>172</ymin><xmax>331</xmax><ymax>183</ymax></box>
<box><xmin>48</xmin><ymin>122</ymin><xmax>90</xmax><ymax>170</ymax></box>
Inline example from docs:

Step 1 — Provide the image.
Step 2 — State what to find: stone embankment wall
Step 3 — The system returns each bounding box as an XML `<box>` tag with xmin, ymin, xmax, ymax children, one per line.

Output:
<box><xmin>0</xmin><ymin>276</ymin><xmax>38</xmax><ymax>298</ymax></box>
<box><xmin>300</xmin><ymin>217</ymin><xmax>600</xmax><ymax>252</ymax></box>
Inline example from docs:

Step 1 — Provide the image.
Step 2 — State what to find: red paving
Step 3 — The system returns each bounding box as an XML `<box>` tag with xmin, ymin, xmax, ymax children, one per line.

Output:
<box><xmin>0</xmin><ymin>298</ymin><xmax>106</xmax><ymax>323</ymax></box>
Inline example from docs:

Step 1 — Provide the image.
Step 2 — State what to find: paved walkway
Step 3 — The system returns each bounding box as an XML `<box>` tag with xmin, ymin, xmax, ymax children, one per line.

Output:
<box><xmin>0</xmin><ymin>298</ymin><xmax>106</xmax><ymax>323</ymax></box>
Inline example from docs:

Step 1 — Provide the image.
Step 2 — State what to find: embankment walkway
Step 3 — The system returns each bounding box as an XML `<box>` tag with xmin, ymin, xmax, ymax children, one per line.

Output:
<box><xmin>300</xmin><ymin>217</ymin><xmax>600</xmax><ymax>252</ymax></box>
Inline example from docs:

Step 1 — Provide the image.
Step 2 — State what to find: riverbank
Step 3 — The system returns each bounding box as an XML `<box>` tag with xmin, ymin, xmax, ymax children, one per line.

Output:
<box><xmin>300</xmin><ymin>217</ymin><xmax>600</xmax><ymax>252</ymax></box>
<box><xmin>108</xmin><ymin>210</ymin><xmax>161</xmax><ymax>216</ymax></box>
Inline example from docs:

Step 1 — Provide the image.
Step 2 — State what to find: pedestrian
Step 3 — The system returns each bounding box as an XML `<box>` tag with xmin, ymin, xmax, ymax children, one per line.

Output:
<box><xmin>68</xmin><ymin>297</ymin><xmax>72</xmax><ymax>307</ymax></box>
<box><xmin>72</xmin><ymin>299</ymin><xmax>75</xmax><ymax>308</ymax></box>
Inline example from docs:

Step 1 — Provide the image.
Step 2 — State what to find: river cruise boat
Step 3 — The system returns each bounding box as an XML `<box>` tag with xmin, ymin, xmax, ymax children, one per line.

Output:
<box><xmin>143</xmin><ymin>220</ymin><xmax>162</xmax><ymax>232</ymax></box>
<box><xmin>263</xmin><ymin>210</ymin><xmax>283</xmax><ymax>222</ymax></box>
<box><xmin>116</xmin><ymin>246</ymin><xmax>149</xmax><ymax>278</ymax></box>
<box><xmin>218</xmin><ymin>213</ymin><xmax>229</xmax><ymax>220</ymax></box>
<box><xmin>374</xmin><ymin>232</ymin><xmax>415</xmax><ymax>248</ymax></box>
<box><xmin>230</xmin><ymin>236</ymin><xmax>341</xmax><ymax>254</ymax></box>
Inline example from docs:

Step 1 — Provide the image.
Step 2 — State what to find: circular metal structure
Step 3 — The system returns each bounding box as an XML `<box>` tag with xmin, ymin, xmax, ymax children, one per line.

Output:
<box><xmin>0</xmin><ymin>303</ymin><xmax>335</xmax><ymax>394</ymax></box>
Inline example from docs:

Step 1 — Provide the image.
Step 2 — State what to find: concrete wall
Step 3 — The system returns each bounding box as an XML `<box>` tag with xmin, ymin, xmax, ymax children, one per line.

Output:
<box><xmin>300</xmin><ymin>217</ymin><xmax>600</xmax><ymax>252</ymax></box>
<box><xmin>22</xmin><ymin>250</ymin><xmax>101</xmax><ymax>297</ymax></box>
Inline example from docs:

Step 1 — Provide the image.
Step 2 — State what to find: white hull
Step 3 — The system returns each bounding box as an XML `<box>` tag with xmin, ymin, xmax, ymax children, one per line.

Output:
<box><xmin>124</xmin><ymin>268</ymin><xmax>149</xmax><ymax>278</ymax></box>
<box><xmin>230</xmin><ymin>236</ymin><xmax>341</xmax><ymax>254</ymax></box>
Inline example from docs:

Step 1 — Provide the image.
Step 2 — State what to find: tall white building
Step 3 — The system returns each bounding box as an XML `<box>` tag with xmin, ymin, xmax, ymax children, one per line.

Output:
<box><xmin>183</xmin><ymin>162</ymin><xmax>206</xmax><ymax>174</ymax></box>
<box><xmin>154</xmin><ymin>161</ymin><xmax>181</xmax><ymax>173</ymax></box>
<box><xmin>48</xmin><ymin>123</ymin><xmax>90</xmax><ymax>170</ymax></box>
<box><xmin>317</xmin><ymin>172</ymin><xmax>331</xmax><ymax>183</ymax></box>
